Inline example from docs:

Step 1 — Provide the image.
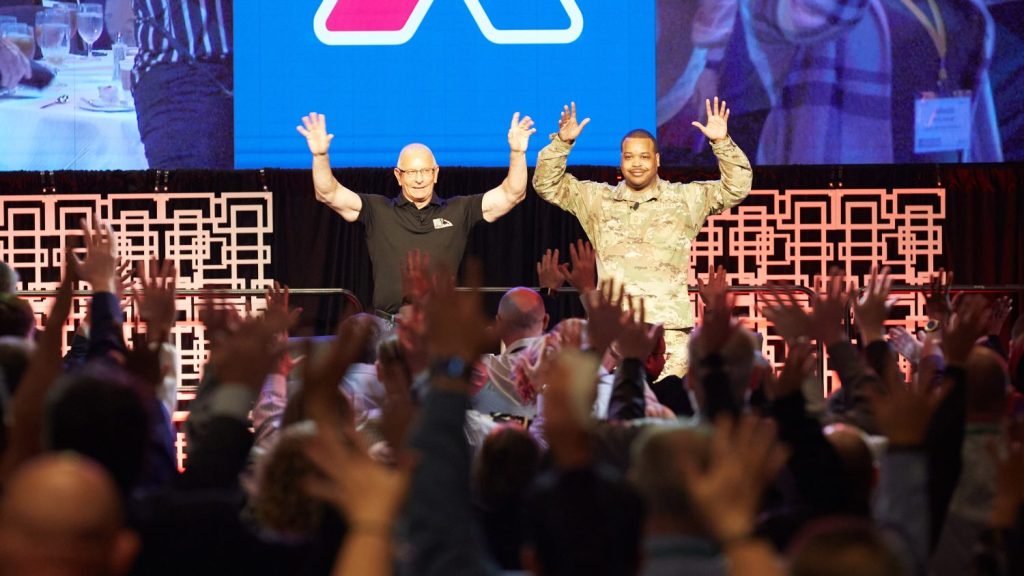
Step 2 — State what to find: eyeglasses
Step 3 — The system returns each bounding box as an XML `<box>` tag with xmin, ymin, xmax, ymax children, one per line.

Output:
<box><xmin>396</xmin><ymin>166</ymin><xmax>436</xmax><ymax>179</ymax></box>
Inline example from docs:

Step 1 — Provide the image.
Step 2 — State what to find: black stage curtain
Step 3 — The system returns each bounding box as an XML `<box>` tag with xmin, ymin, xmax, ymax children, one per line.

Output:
<box><xmin>1</xmin><ymin>163</ymin><xmax>1022</xmax><ymax>332</ymax></box>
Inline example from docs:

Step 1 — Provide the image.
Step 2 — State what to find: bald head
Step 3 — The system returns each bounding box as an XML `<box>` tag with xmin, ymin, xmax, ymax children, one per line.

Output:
<box><xmin>397</xmin><ymin>143</ymin><xmax>436</xmax><ymax>167</ymax></box>
<box><xmin>496</xmin><ymin>287</ymin><xmax>547</xmax><ymax>344</ymax></box>
<box><xmin>0</xmin><ymin>453</ymin><xmax>139</xmax><ymax>575</ymax></box>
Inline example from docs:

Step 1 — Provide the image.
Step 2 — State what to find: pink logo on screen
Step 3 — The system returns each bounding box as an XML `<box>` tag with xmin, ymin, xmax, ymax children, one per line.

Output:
<box><xmin>313</xmin><ymin>0</ymin><xmax>584</xmax><ymax>45</ymax></box>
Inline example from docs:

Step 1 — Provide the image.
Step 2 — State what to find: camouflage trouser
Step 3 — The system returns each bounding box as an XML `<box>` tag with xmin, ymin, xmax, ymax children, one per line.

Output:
<box><xmin>663</xmin><ymin>328</ymin><xmax>691</xmax><ymax>378</ymax></box>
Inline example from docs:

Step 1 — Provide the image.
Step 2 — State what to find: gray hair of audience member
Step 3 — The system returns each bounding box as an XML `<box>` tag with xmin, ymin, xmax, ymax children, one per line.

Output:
<box><xmin>250</xmin><ymin>423</ymin><xmax>326</xmax><ymax>536</ymax></box>
<box><xmin>0</xmin><ymin>293</ymin><xmax>34</xmax><ymax>339</ymax></box>
<box><xmin>966</xmin><ymin>346</ymin><xmax>1011</xmax><ymax>422</ymax></box>
<box><xmin>823</xmin><ymin>423</ymin><xmax>877</xmax><ymax>517</ymax></box>
<box><xmin>629</xmin><ymin>424</ymin><xmax>711</xmax><ymax>527</ymax></box>
<box><xmin>789</xmin><ymin>518</ymin><xmax>909</xmax><ymax>576</ymax></box>
<box><xmin>0</xmin><ymin>261</ymin><xmax>18</xmax><ymax>294</ymax></box>
<box><xmin>0</xmin><ymin>452</ymin><xmax>140</xmax><ymax>576</ymax></box>
<box><xmin>338</xmin><ymin>313</ymin><xmax>388</xmax><ymax>364</ymax></box>
<box><xmin>687</xmin><ymin>324</ymin><xmax>757</xmax><ymax>408</ymax></box>
<box><xmin>496</xmin><ymin>287</ymin><xmax>548</xmax><ymax>342</ymax></box>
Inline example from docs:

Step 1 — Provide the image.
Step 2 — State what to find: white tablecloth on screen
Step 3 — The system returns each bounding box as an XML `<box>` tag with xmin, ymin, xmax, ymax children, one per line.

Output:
<box><xmin>0</xmin><ymin>54</ymin><xmax>148</xmax><ymax>170</ymax></box>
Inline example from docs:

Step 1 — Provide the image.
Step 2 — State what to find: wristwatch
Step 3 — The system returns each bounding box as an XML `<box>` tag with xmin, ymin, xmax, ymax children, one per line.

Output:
<box><xmin>924</xmin><ymin>319</ymin><xmax>943</xmax><ymax>333</ymax></box>
<box><xmin>429</xmin><ymin>356</ymin><xmax>474</xmax><ymax>380</ymax></box>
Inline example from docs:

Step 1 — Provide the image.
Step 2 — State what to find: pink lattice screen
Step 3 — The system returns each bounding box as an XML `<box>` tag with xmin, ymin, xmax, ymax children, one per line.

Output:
<box><xmin>1</xmin><ymin>189</ymin><xmax>944</xmax><ymax>464</ymax></box>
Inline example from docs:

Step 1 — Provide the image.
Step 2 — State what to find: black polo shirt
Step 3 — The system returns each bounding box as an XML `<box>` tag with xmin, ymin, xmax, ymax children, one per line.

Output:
<box><xmin>357</xmin><ymin>192</ymin><xmax>485</xmax><ymax>313</ymax></box>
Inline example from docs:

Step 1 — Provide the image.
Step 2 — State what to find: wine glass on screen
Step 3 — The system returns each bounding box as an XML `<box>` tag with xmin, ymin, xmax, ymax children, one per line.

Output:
<box><xmin>1</xmin><ymin>22</ymin><xmax>35</xmax><ymax>60</ymax></box>
<box><xmin>36</xmin><ymin>10</ymin><xmax>71</xmax><ymax>70</ymax></box>
<box><xmin>77</xmin><ymin>3</ymin><xmax>103</xmax><ymax>58</ymax></box>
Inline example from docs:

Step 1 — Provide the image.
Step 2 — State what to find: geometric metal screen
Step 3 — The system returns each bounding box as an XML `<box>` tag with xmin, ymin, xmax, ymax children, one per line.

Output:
<box><xmin>2</xmin><ymin>188</ymin><xmax>943</xmax><ymax>402</ymax></box>
<box><xmin>0</xmin><ymin>192</ymin><xmax>274</xmax><ymax>393</ymax></box>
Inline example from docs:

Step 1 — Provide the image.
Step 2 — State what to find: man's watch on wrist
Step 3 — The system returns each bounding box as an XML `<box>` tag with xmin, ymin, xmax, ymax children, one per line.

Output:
<box><xmin>429</xmin><ymin>356</ymin><xmax>474</xmax><ymax>380</ymax></box>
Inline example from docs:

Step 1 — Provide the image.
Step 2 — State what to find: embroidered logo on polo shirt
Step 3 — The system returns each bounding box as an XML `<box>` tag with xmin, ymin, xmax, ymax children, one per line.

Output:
<box><xmin>432</xmin><ymin>218</ymin><xmax>453</xmax><ymax>229</ymax></box>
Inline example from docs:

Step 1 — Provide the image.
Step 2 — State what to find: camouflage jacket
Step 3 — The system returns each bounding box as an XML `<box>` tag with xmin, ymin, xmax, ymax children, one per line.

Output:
<box><xmin>533</xmin><ymin>135</ymin><xmax>752</xmax><ymax>329</ymax></box>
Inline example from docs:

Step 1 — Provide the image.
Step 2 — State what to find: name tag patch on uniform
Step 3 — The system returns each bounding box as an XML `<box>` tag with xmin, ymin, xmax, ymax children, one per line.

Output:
<box><xmin>433</xmin><ymin>218</ymin><xmax>453</xmax><ymax>229</ymax></box>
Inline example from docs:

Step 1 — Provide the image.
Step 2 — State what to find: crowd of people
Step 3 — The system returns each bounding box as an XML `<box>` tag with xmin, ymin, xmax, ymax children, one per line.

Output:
<box><xmin>0</xmin><ymin>213</ymin><xmax>1021</xmax><ymax>576</ymax></box>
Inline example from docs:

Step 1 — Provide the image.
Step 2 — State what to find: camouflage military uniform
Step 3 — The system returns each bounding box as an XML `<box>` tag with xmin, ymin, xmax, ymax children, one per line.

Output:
<box><xmin>533</xmin><ymin>135</ymin><xmax>753</xmax><ymax>377</ymax></box>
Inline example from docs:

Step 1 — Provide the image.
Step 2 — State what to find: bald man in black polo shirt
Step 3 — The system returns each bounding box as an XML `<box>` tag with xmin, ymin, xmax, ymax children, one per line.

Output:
<box><xmin>298</xmin><ymin>112</ymin><xmax>536</xmax><ymax>315</ymax></box>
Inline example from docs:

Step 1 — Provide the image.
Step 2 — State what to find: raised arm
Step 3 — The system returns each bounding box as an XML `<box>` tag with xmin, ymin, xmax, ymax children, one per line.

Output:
<box><xmin>532</xmin><ymin>102</ymin><xmax>598</xmax><ymax>220</ymax></box>
<box><xmin>687</xmin><ymin>98</ymin><xmax>753</xmax><ymax>222</ymax></box>
<box><xmin>482</xmin><ymin>112</ymin><xmax>536</xmax><ymax>222</ymax></box>
<box><xmin>297</xmin><ymin>113</ymin><xmax>363</xmax><ymax>222</ymax></box>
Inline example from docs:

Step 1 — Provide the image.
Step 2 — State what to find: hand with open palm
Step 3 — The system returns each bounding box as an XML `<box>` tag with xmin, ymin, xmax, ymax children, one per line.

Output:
<box><xmin>691</xmin><ymin>97</ymin><xmax>730</xmax><ymax>143</ymax></box>
<box><xmin>296</xmin><ymin>112</ymin><xmax>334</xmax><ymax>156</ymax></box>
<box><xmin>557</xmin><ymin>101</ymin><xmax>591</xmax><ymax>144</ymax></box>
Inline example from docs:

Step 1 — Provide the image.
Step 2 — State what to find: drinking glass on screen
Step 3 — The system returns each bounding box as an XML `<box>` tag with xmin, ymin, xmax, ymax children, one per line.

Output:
<box><xmin>36</xmin><ymin>11</ymin><xmax>71</xmax><ymax>70</ymax></box>
<box><xmin>1</xmin><ymin>22</ymin><xmax>35</xmax><ymax>60</ymax></box>
<box><xmin>77</xmin><ymin>3</ymin><xmax>103</xmax><ymax>58</ymax></box>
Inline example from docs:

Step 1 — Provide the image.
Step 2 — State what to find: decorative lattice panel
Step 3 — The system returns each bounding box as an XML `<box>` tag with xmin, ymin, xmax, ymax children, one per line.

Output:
<box><xmin>689</xmin><ymin>188</ymin><xmax>946</xmax><ymax>393</ymax></box>
<box><xmin>1</xmin><ymin>192</ymin><xmax>274</xmax><ymax>399</ymax></box>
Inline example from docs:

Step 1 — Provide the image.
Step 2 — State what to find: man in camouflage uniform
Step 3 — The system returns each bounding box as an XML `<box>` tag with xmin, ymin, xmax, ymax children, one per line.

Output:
<box><xmin>533</xmin><ymin>98</ymin><xmax>752</xmax><ymax>377</ymax></box>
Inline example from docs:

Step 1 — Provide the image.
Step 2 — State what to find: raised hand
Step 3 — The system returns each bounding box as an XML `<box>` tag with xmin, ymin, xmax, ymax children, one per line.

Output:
<box><xmin>566</xmin><ymin>239</ymin><xmax>597</xmax><ymax>295</ymax></box>
<box><xmin>423</xmin><ymin>259</ymin><xmax>495</xmax><ymax>367</ymax></box>
<box><xmin>987</xmin><ymin>295</ymin><xmax>1013</xmax><ymax>336</ymax></box>
<box><xmin>810</xmin><ymin>268</ymin><xmax>854</xmax><ymax>346</ymax></box>
<box><xmin>924</xmin><ymin>268</ymin><xmax>954</xmax><ymax>322</ymax></box>
<box><xmin>616</xmin><ymin>297</ymin><xmax>665</xmax><ymax>361</ymax></box>
<box><xmin>135</xmin><ymin>257</ymin><xmax>178</xmax><ymax>339</ymax></box>
<box><xmin>303</xmin><ymin>423</ymin><xmax>411</xmax><ymax>534</ymax></box>
<box><xmin>852</xmin><ymin>265</ymin><xmax>895</xmax><ymax>344</ymax></box>
<box><xmin>766</xmin><ymin>340</ymin><xmax>816</xmax><ymax>401</ymax></box>
<box><xmin>508</xmin><ymin>112</ymin><xmax>536</xmax><ymax>153</ymax></box>
<box><xmin>760</xmin><ymin>286</ymin><xmax>812</xmax><ymax>345</ymax></box>
<box><xmin>264</xmin><ymin>280</ymin><xmax>303</xmax><ymax>332</ymax></box>
<box><xmin>69</xmin><ymin>215</ymin><xmax>119</xmax><ymax>294</ymax></box>
<box><xmin>691</xmin><ymin>97</ymin><xmax>730</xmax><ymax>143</ymax></box>
<box><xmin>401</xmin><ymin>249</ymin><xmax>432</xmax><ymax>306</ymax></box>
<box><xmin>681</xmin><ymin>415</ymin><xmax>788</xmax><ymax>545</ymax></box>
<box><xmin>888</xmin><ymin>326</ymin><xmax>924</xmax><ymax>365</ymax></box>
<box><xmin>536</xmin><ymin>248</ymin><xmax>567</xmax><ymax>294</ymax></box>
<box><xmin>942</xmin><ymin>295</ymin><xmax>991</xmax><ymax>365</ymax></box>
<box><xmin>296</xmin><ymin>112</ymin><xmax>334</xmax><ymax>157</ymax></box>
<box><xmin>697</xmin><ymin>264</ymin><xmax>729</xmax><ymax>306</ymax></box>
<box><xmin>584</xmin><ymin>278</ymin><xmax>628</xmax><ymax>356</ymax></box>
<box><xmin>557</xmin><ymin>101</ymin><xmax>591</xmax><ymax>144</ymax></box>
<box><xmin>866</xmin><ymin>373</ymin><xmax>951</xmax><ymax>447</ymax></box>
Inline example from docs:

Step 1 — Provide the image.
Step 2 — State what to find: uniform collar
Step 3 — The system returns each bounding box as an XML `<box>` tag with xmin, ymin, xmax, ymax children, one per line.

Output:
<box><xmin>395</xmin><ymin>192</ymin><xmax>447</xmax><ymax>208</ymax></box>
<box><xmin>613</xmin><ymin>178</ymin><xmax>664</xmax><ymax>205</ymax></box>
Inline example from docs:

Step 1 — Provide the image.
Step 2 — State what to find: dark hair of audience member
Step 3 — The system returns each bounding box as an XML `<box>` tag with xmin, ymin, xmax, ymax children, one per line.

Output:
<box><xmin>44</xmin><ymin>363</ymin><xmax>150</xmax><ymax>497</ymax></box>
<box><xmin>790</xmin><ymin>518</ymin><xmax>909</xmax><ymax>576</ymax></box>
<box><xmin>524</xmin><ymin>466</ymin><xmax>645</xmax><ymax>576</ymax></box>
<box><xmin>823</xmin><ymin>424</ymin><xmax>876</xmax><ymax>517</ymax></box>
<box><xmin>0</xmin><ymin>294</ymin><xmax>34</xmax><ymax>338</ymax></box>
<box><xmin>251</xmin><ymin>424</ymin><xmax>326</xmax><ymax>537</ymax></box>
<box><xmin>965</xmin><ymin>346</ymin><xmax>1010</xmax><ymax>421</ymax></box>
<box><xmin>474</xmin><ymin>427</ymin><xmax>541</xmax><ymax>570</ymax></box>
<box><xmin>0</xmin><ymin>336</ymin><xmax>32</xmax><ymax>398</ymax></box>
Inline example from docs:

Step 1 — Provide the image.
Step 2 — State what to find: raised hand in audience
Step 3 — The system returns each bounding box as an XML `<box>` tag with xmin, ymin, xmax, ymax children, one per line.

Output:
<box><xmin>304</xmin><ymin>418</ymin><xmax>411</xmax><ymax>576</ymax></box>
<box><xmin>810</xmin><ymin>268</ymin><xmax>853</xmax><ymax>346</ymax></box>
<box><xmin>761</xmin><ymin>285</ymin><xmax>811</xmax><ymax>345</ymax></box>
<box><xmin>888</xmin><ymin>326</ymin><xmax>924</xmax><ymax>366</ymax></box>
<box><xmin>401</xmin><ymin>249</ymin><xmax>432</xmax><ymax>306</ymax></box>
<box><xmin>987</xmin><ymin>295</ymin><xmax>1014</xmax><ymax>337</ymax></box>
<box><xmin>866</xmin><ymin>362</ymin><xmax>951</xmax><ymax>448</ymax></box>
<box><xmin>209</xmin><ymin>306</ymin><xmax>295</xmax><ymax>392</ymax></box>
<box><xmin>135</xmin><ymin>258</ymin><xmax>178</xmax><ymax>341</ymax></box>
<box><xmin>942</xmin><ymin>295</ymin><xmax>992</xmax><ymax>366</ymax></box>
<box><xmin>765</xmin><ymin>340</ymin><xmax>815</xmax><ymax>402</ymax></box>
<box><xmin>565</xmin><ymin>239</ymin><xmax>597</xmax><ymax>296</ymax></box>
<box><xmin>584</xmin><ymin>278</ymin><xmax>627</xmax><ymax>356</ymax></box>
<box><xmin>924</xmin><ymin>268</ymin><xmax>955</xmax><ymax>324</ymax></box>
<box><xmin>616</xmin><ymin>297</ymin><xmax>664</xmax><ymax>361</ymax></box>
<box><xmin>423</xmin><ymin>259</ymin><xmax>495</xmax><ymax>389</ymax></box>
<box><xmin>852</xmin><ymin>265</ymin><xmax>894</xmax><ymax>344</ymax></box>
<box><xmin>69</xmin><ymin>215</ymin><xmax>119</xmax><ymax>294</ymax></box>
<box><xmin>682</xmin><ymin>414</ymin><xmax>788</xmax><ymax>574</ymax></box>
<box><xmin>697</xmin><ymin>264</ymin><xmax>729</xmax><ymax>306</ymax></box>
<box><xmin>536</xmin><ymin>248</ymin><xmax>566</xmax><ymax>295</ymax></box>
